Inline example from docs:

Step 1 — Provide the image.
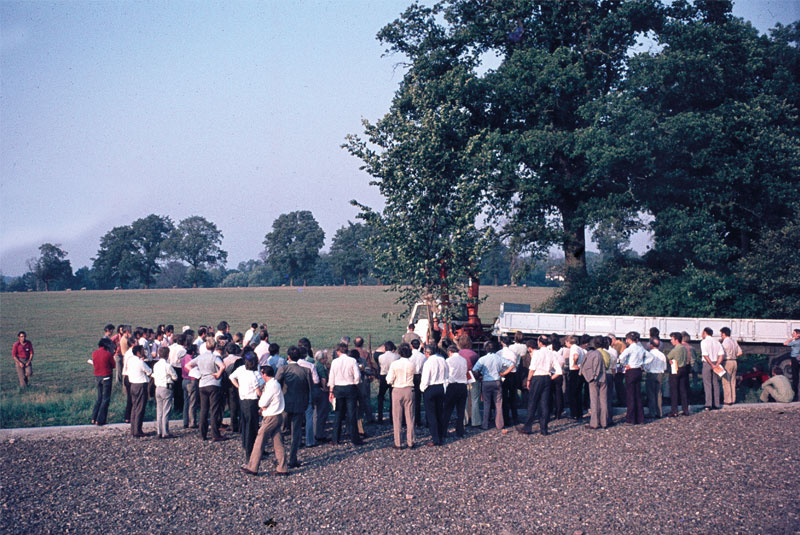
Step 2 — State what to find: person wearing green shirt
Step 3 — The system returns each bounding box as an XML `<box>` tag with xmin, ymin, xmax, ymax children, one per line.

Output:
<box><xmin>667</xmin><ymin>332</ymin><xmax>690</xmax><ymax>417</ymax></box>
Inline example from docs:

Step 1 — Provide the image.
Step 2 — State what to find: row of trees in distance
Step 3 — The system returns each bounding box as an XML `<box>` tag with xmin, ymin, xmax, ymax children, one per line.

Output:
<box><xmin>2</xmin><ymin>211</ymin><xmax>574</xmax><ymax>292</ymax></box>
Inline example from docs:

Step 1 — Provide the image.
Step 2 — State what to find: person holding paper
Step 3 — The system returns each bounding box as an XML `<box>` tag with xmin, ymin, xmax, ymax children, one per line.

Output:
<box><xmin>667</xmin><ymin>333</ymin><xmax>690</xmax><ymax>417</ymax></box>
<box><xmin>720</xmin><ymin>327</ymin><xmax>743</xmax><ymax>405</ymax></box>
<box><xmin>700</xmin><ymin>327</ymin><xmax>725</xmax><ymax>410</ymax></box>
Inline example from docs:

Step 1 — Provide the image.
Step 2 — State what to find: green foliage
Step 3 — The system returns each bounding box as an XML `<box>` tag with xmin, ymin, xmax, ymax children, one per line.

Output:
<box><xmin>91</xmin><ymin>215</ymin><xmax>173</xmax><ymax>289</ymax></box>
<box><xmin>736</xmin><ymin>218</ymin><xmax>800</xmax><ymax>318</ymax></box>
<box><xmin>93</xmin><ymin>225</ymin><xmax>142</xmax><ymax>288</ymax></box>
<box><xmin>29</xmin><ymin>243</ymin><xmax>73</xmax><ymax>291</ymax></box>
<box><xmin>328</xmin><ymin>222</ymin><xmax>374</xmax><ymax>285</ymax></box>
<box><xmin>263</xmin><ymin>210</ymin><xmax>325</xmax><ymax>286</ymax></box>
<box><xmin>130</xmin><ymin>214</ymin><xmax>174</xmax><ymax>288</ymax></box>
<box><xmin>346</xmin><ymin>4</ymin><xmax>492</xmax><ymax>319</ymax></box>
<box><xmin>167</xmin><ymin>216</ymin><xmax>228</xmax><ymax>288</ymax></box>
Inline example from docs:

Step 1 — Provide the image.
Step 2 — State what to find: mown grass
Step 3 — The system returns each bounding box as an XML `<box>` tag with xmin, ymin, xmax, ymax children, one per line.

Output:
<box><xmin>0</xmin><ymin>286</ymin><xmax>554</xmax><ymax>428</ymax></box>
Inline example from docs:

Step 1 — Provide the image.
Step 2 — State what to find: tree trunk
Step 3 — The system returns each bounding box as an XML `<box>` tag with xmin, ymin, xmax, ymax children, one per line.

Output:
<box><xmin>561</xmin><ymin>204</ymin><xmax>587</xmax><ymax>282</ymax></box>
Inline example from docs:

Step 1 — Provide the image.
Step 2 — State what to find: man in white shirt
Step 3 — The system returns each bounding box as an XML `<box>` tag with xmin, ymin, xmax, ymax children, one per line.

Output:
<box><xmin>700</xmin><ymin>327</ymin><xmax>725</xmax><ymax>410</ymax></box>
<box><xmin>186</xmin><ymin>338</ymin><xmax>227</xmax><ymax>441</ymax></box>
<box><xmin>442</xmin><ymin>345</ymin><xmax>468</xmax><ymax>439</ymax></box>
<box><xmin>519</xmin><ymin>336</ymin><xmax>559</xmax><ymax>436</ymax></box>
<box><xmin>377</xmin><ymin>341</ymin><xmax>399</xmax><ymax>423</ymax></box>
<box><xmin>720</xmin><ymin>327</ymin><xmax>742</xmax><ymax>405</ymax></box>
<box><xmin>193</xmin><ymin>327</ymin><xmax>207</xmax><ymax>352</ymax></box>
<box><xmin>386</xmin><ymin>344</ymin><xmax>417</xmax><ymax>448</ymax></box>
<box><xmin>420</xmin><ymin>344</ymin><xmax>449</xmax><ymax>446</ymax></box>
<box><xmin>644</xmin><ymin>339</ymin><xmax>668</xmax><ymax>418</ymax></box>
<box><xmin>153</xmin><ymin>346</ymin><xmax>178</xmax><ymax>438</ymax></box>
<box><xmin>242</xmin><ymin>323</ymin><xmax>258</xmax><ymax>348</ymax></box>
<box><xmin>566</xmin><ymin>335</ymin><xmax>587</xmax><ymax>421</ymax></box>
<box><xmin>127</xmin><ymin>345</ymin><xmax>152</xmax><ymax>437</ymax></box>
<box><xmin>409</xmin><ymin>339</ymin><xmax>426</xmax><ymax>427</ymax></box>
<box><xmin>230</xmin><ymin>354</ymin><xmax>264</xmax><ymax>461</ymax></box>
<box><xmin>168</xmin><ymin>334</ymin><xmax>188</xmax><ymax>416</ymax></box>
<box><xmin>254</xmin><ymin>337</ymin><xmax>271</xmax><ymax>362</ymax></box>
<box><xmin>242</xmin><ymin>365</ymin><xmax>288</xmax><ymax>476</ymax></box>
<box><xmin>328</xmin><ymin>343</ymin><xmax>362</xmax><ymax>445</ymax></box>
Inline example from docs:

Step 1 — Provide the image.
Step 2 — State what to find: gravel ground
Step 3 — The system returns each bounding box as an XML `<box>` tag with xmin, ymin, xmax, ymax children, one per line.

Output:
<box><xmin>2</xmin><ymin>406</ymin><xmax>799</xmax><ymax>535</ymax></box>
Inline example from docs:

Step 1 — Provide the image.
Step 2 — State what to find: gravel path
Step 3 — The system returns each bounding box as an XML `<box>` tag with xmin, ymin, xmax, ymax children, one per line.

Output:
<box><xmin>2</xmin><ymin>406</ymin><xmax>799</xmax><ymax>535</ymax></box>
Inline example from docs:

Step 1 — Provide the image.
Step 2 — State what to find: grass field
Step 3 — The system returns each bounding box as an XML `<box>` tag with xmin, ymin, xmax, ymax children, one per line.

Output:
<box><xmin>0</xmin><ymin>285</ymin><xmax>554</xmax><ymax>428</ymax></box>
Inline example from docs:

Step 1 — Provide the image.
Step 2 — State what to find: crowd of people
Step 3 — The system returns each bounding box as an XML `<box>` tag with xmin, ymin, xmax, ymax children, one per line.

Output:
<box><xmin>14</xmin><ymin>322</ymin><xmax>790</xmax><ymax>476</ymax></box>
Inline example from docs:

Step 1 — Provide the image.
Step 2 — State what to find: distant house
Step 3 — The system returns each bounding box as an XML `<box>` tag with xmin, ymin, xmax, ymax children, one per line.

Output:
<box><xmin>545</xmin><ymin>265</ymin><xmax>565</xmax><ymax>282</ymax></box>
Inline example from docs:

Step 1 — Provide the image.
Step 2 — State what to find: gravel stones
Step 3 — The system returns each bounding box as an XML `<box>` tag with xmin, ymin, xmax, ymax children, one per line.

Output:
<box><xmin>2</xmin><ymin>407</ymin><xmax>799</xmax><ymax>534</ymax></box>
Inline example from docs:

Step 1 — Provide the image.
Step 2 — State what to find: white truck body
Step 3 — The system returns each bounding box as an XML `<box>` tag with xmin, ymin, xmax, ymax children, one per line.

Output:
<box><xmin>492</xmin><ymin>303</ymin><xmax>799</xmax><ymax>345</ymax></box>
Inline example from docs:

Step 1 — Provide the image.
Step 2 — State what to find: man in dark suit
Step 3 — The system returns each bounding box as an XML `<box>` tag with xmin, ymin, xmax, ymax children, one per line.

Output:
<box><xmin>275</xmin><ymin>346</ymin><xmax>313</xmax><ymax>468</ymax></box>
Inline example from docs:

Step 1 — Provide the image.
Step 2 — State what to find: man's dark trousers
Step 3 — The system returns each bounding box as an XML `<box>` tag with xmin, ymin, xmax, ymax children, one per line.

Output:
<box><xmin>333</xmin><ymin>385</ymin><xmax>361</xmax><ymax>445</ymax></box>
<box><xmin>423</xmin><ymin>384</ymin><xmax>446</xmax><ymax>444</ymax></box>
<box><xmin>442</xmin><ymin>382</ymin><xmax>467</xmax><ymax>438</ymax></box>
<box><xmin>625</xmin><ymin>368</ymin><xmax>644</xmax><ymax>424</ymax></box>
<box><xmin>523</xmin><ymin>375</ymin><xmax>551</xmax><ymax>434</ymax></box>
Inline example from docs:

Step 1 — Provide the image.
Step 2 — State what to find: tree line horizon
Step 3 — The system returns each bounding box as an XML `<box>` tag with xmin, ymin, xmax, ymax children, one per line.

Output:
<box><xmin>1</xmin><ymin>211</ymin><xmax>569</xmax><ymax>293</ymax></box>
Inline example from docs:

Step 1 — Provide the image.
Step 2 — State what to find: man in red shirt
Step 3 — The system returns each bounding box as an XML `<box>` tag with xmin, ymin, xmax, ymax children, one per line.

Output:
<box><xmin>12</xmin><ymin>331</ymin><xmax>34</xmax><ymax>388</ymax></box>
<box><xmin>92</xmin><ymin>338</ymin><xmax>116</xmax><ymax>425</ymax></box>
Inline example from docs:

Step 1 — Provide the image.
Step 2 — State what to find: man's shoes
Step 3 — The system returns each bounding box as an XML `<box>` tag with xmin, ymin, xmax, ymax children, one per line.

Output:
<box><xmin>668</xmin><ymin>413</ymin><xmax>679</xmax><ymax>418</ymax></box>
<box><xmin>540</xmin><ymin>430</ymin><xmax>549</xmax><ymax>436</ymax></box>
<box><xmin>516</xmin><ymin>427</ymin><xmax>532</xmax><ymax>435</ymax></box>
<box><xmin>240</xmin><ymin>467</ymin><xmax>258</xmax><ymax>476</ymax></box>
<box><xmin>273</xmin><ymin>471</ymin><xmax>289</xmax><ymax>477</ymax></box>
<box><xmin>213</xmin><ymin>436</ymin><xmax>230</xmax><ymax>442</ymax></box>
<box><xmin>288</xmin><ymin>461</ymin><xmax>302</xmax><ymax>468</ymax></box>
<box><xmin>315</xmin><ymin>437</ymin><xmax>330</xmax><ymax>443</ymax></box>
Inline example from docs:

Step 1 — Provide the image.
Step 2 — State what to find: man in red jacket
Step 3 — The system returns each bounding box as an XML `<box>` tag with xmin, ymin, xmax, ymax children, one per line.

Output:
<box><xmin>92</xmin><ymin>338</ymin><xmax>116</xmax><ymax>425</ymax></box>
<box><xmin>12</xmin><ymin>331</ymin><xmax>34</xmax><ymax>388</ymax></box>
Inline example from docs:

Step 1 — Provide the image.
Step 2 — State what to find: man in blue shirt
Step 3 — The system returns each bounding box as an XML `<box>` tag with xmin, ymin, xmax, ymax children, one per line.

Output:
<box><xmin>472</xmin><ymin>341</ymin><xmax>512</xmax><ymax>430</ymax></box>
<box><xmin>619</xmin><ymin>331</ymin><xmax>646</xmax><ymax>425</ymax></box>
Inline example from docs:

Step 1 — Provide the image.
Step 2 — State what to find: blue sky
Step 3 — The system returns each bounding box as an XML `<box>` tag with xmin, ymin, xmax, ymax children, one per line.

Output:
<box><xmin>1</xmin><ymin>0</ymin><xmax>798</xmax><ymax>276</ymax></box>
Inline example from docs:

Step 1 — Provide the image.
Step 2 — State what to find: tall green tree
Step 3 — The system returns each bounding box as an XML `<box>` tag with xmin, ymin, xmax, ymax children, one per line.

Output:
<box><xmin>328</xmin><ymin>222</ymin><xmax>374</xmax><ymax>285</ymax></box>
<box><xmin>29</xmin><ymin>243</ymin><xmax>73</xmax><ymax>291</ymax></box>
<box><xmin>130</xmin><ymin>214</ymin><xmax>174</xmax><ymax>288</ymax></box>
<box><xmin>346</xmin><ymin>3</ymin><xmax>491</xmax><ymax>321</ymax></box>
<box><xmin>622</xmin><ymin>4</ymin><xmax>800</xmax><ymax>272</ymax></box>
<box><xmin>167</xmin><ymin>216</ymin><xmax>228</xmax><ymax>287</ymax></box>
<box><xmin>457</xmin><ymin>0</ymin><xmax>660</xmax><ymax>280</ymax></box>
<box><xmin>93</xmin><ymin>225</ymin><xmax>142</xmax><ymax>288</ymax></box>
<box><xmin>355</xmin><ymin>0</ymin><xmax>661</xmax><ymax>292</ymax></box>
<box><xmin>263</xmin><ymin>211</ymin><xmax>325</xmax><ymax>286</ymax></box>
